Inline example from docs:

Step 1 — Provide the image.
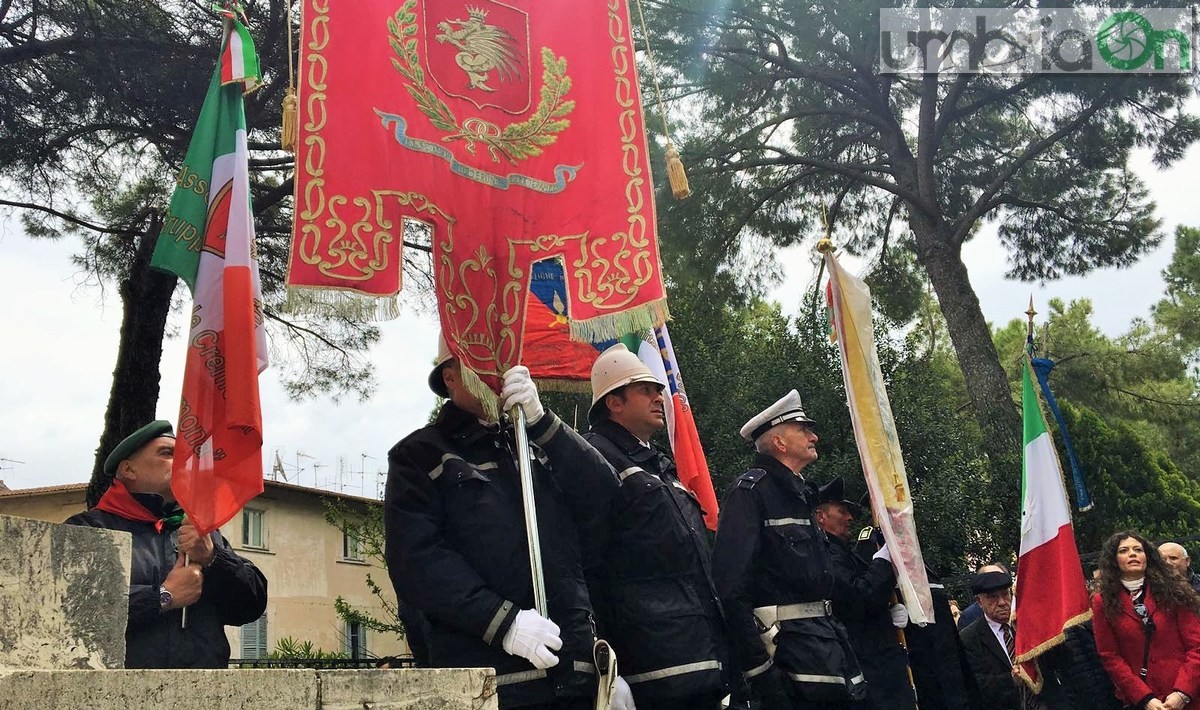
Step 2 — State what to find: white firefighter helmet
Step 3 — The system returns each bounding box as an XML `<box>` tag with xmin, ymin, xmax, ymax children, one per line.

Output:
<box><xmin>588</xmin><ymin>343</ymin><xmax>665</xmax><ymax>423</ymax></box>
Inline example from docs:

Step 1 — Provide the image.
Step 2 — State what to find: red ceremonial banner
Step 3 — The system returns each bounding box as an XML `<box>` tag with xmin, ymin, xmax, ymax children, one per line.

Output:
<box><xmin>288</xmin><ymin>0</ymin><xmax>669</xmax><ymax>392</ymax></box>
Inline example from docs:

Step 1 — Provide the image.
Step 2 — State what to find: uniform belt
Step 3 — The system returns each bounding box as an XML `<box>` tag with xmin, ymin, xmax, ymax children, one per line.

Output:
<box><xmin>756</xmin><ymin>600</ymin><xmax>833</xmax><ymax>621</ymax></box>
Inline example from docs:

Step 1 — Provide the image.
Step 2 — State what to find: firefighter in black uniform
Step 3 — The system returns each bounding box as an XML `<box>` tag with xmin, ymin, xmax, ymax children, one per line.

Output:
<box><xmin>384</xmin><ymin>336</ymin><xmax>635</xmax><ymax>710</ymax></box>
<box><xmin>712</xmin><ymin>390</ymin><xmax>870</xmax><ymax>710</ymax></box>
<box><xmin>581</xmin><ymin>343</ymin><xmax>729</xmax><ymax>710</ymax></box>
<box><xmin>815</xmin><ymin>478</ymin><xmax>916</xmax><ymax>710</ymax></box>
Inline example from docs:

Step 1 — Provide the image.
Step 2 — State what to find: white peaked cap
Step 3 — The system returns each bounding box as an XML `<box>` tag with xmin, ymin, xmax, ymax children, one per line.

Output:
<box><xmin>739</xmin><ymin>389</ymin><xmax>816</xmax><ymax>442</ymax></box>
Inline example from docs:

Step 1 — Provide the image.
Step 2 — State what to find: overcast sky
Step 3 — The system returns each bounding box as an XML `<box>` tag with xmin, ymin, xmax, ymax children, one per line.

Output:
<box><xmin>1</xmin><ymin>146</ymin><xmax>1194</xmax><ymax>494</ymax></box>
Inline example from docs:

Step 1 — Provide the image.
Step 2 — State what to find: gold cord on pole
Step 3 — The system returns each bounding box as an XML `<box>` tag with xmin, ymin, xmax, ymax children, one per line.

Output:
<box><xmin>632</xmin><ymin>0</ymin><xmax>690</xmax><ymax>199</ymax></box>
<box><xmin>280</xmin><ymin>0</ymin><xmax>298</xmax><ymax>152</ymax></box>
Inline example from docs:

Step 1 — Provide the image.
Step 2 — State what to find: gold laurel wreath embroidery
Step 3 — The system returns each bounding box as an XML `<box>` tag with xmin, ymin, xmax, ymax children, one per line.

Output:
<box><xmin>387</xmin><ymin>0</ymin><xmax>574</xmax><ymax>165</ymax></box>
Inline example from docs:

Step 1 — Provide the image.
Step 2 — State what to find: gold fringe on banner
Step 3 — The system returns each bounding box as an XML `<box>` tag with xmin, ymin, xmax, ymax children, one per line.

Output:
<box><xmin>282</xmin><ymin>287</ymin><xmax>401</xmax><ymax>321</ymax></box>
<box><xmin>568</xmin><ymin>299</ymin><xmax>670</xmax><ymax>345</ymax></box>
<box><xmin>460</xmin><ymin>365</ymin><xmax>502</xmax><ymax>423</ymax></box>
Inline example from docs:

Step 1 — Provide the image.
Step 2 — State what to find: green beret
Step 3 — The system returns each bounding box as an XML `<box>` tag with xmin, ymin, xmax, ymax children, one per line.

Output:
<box><xmin>104</xmin><ymin>420</ymin><xmax>175</xmax><ymax>477</ymax></box>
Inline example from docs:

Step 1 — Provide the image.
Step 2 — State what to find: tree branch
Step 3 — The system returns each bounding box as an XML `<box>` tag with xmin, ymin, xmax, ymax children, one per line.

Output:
<box><xmin>953</xmin><ymin>88</ymin><xmax>1120</xmax><ymax>244</ymax></box>
<box><xmin>0</xmin><ymin>198</ymin><xmax>140</xmax><ymax>236</ymax></box>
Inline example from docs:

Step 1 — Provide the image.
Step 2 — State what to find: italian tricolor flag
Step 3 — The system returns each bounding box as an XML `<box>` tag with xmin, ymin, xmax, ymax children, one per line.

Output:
<box><xmin>1014</xmin><ymin>354</ymin><xmax>1091</xmax><ymax>690</ymax></box>
<box><xmin>151</xmin><ymin>18</ymin><xmax>268</xmax><ymax>536</ymax></box>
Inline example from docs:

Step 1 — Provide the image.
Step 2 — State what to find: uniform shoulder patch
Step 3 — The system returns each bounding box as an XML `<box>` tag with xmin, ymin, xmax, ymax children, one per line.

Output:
<box><xmin>857</xmin><ymin>526</ymin><xmax>874</xmax><ymax>543</ymax></box>
<box><xmin>737</xmin><ymin>468</ymin><xmax>768</xmax><ymax>489</ymax></box>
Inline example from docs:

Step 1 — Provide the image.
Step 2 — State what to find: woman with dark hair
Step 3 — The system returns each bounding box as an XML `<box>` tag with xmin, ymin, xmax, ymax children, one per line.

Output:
<box><xmin>1092</xmin><ymin>531</ymin><xmax>1200</xmax><ymax>710</ymax></box>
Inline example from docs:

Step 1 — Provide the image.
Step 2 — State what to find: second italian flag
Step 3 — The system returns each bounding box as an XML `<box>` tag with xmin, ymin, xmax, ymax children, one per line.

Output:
<box><xmin>1014</xmin><ymin>353</ymin><xmax>1091</xmax><ymax>689</ymax></box>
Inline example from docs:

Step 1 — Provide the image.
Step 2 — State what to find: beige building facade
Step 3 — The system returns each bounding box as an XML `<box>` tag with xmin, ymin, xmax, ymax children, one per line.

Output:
<box><xmin>0</xmin><ymin>480</ymin><xmax>408</xmax><ymax>662</ymax></box>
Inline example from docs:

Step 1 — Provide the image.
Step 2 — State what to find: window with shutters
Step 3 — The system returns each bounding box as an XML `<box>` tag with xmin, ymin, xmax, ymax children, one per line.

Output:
<box><xmin>240</xmin><ymin>612</ymin><xmax>268</xmax><ymax>658</ymax></box>
<box><xmin>342</xmin><ymin>529</ymin><xmax>364</xmax><ymax>561</ymax></box>
<box><xmin>242</xmin><ymin>507</ymin><xmax>266</xmax><ymax>549</ymax></box>
<box><xmin>344</xmin><ymin>621</ymin><xmax>367</xmax><ymax>659</ymax></box>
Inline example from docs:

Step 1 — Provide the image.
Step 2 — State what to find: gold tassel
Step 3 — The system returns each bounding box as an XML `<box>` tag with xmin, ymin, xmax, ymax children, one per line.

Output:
<box><xmin>665</xmin><ymin>144</ymin><xmax>691</xmax><ymax>200</ymax></box>
<box><xmin>281</xmin><ymin>87</ymin><xmax>298</xmax><ymax>153</ymax></box>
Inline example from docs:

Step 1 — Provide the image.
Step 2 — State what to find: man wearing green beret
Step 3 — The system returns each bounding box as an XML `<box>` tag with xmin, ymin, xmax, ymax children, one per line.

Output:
<box><xmin>66</xmin><ymin>420</ymin><xmax>268</xmax><ymax>668</ymax></box>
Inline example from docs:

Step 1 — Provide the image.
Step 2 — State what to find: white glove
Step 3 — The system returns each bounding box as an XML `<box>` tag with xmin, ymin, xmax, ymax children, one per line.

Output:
<box><xmin>501</xmin><ymin>366</ymin><xmax>545</xmax><ymax>425</ymax></box>
<box><xmin>501</xmin><ymin>609</ymin><xmax>561</xmax><ymax>669</ymax></box>
<box><xmin>889</xmin><ymin>603</ymin><xmax>909</xmax><ymax>628</ymax></box>
<box><xmin>612</xmin><ymin>676</ymin><xmax>636</xmax><ymax>710</ymax></box>
<box><xmin>872</xmin><ymin>543</ymin><xmax>892</xmax><ymax>563</ymax></box>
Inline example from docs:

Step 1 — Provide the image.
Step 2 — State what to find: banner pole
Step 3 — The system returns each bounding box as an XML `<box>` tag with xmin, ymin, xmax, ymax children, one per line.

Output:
<box><xmin>511</xmin><ymin>405</ymin><xmax>549</xmax><ymax>616</ymax></box>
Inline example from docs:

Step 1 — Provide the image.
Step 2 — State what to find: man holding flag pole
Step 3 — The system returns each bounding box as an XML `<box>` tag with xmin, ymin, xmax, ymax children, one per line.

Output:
<box><xmin>66</xmin><ymin>2</ymin><xmax>269</xmax><ymax>667</ymax></box>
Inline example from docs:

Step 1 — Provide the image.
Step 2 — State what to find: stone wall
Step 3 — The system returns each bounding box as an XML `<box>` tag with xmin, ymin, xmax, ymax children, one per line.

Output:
<box><xmin>0</xmin><ymin>514</ymin><xmax>129</xmax><ymax>669</ymax></box>
<box><xmin>0</xmin><ymin>668</ymin><xmax>498</xmax><ymax>709</ymax></box>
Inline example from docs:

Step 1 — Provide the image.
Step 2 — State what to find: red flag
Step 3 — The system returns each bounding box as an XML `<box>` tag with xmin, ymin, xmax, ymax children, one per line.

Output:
<box><xmin>287</xmin><ymin>0</ymin><xmax>668</xmax><ymax>403</ymax></box>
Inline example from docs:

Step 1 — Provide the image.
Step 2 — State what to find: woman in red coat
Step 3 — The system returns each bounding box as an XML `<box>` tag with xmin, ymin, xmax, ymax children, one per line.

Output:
<box><xmin>1092</xmin><ymin>530</ymin><xmax>1200</xmax><ymax>710</ymax></box>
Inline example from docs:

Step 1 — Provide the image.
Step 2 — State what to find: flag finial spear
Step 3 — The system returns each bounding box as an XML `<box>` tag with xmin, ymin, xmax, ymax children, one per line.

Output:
<box><xmin>816</xmin><ymin>204</ymin><xmax>835</xmax><ymax>254</ymax></box>
<box><xmin>1025</xmin><ymin>296</ymin><xmax>1037</xmax><ymax>341</ymax></box>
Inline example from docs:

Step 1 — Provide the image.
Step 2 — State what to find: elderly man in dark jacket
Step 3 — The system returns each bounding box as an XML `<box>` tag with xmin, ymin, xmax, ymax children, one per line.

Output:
<box><xmin>581</xmin><ymin>343</ymin><xmax>729</xmax><ymax>710</ymax></box>
<box><xmin>66</xmin><ymin>420</ymin><xmax>268</xmax><ymax>669</ymax></box>
<box><xmin>384</xmin><ymin>337</ymin><xmax>633</xmax><ymax>710</ymax></box>
<box><xmin>713</xmin><ymin>390</ymin><xmax>874</xmax><ymax>710</ymax></box>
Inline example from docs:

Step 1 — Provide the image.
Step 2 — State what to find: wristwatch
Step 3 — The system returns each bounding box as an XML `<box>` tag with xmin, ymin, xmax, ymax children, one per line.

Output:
<box><xmin>158</xmin><ymin>585</ymin><xmax>173</xmax><ymax>610</ymax></box>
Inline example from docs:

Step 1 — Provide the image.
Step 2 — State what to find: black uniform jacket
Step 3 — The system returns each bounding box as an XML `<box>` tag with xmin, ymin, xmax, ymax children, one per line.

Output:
<box><xmin>712</xmin><ymin>454</ymin><xmax>866</xmax><ymax>703</ymax></box>
<box><xmin>65</xmin><ymin>495</ymin><xmax>268</xmax><ymax>669</ymax></box>
<box><xmin>384</xmin><ymin>404</ymin><xmax>613</xmax><ymax>708</ymax></box>
<box><xmin>960</xmin><ymin>616</ymin><xmax>1024</xmax><ymax>710</ymax></box>
<box><xmin>827</xmin><ymin>534</ymin><xmax>915</xmax><ymax>710</ymax></box>
<box><xmin>582</xmin><ymin>419</ymin><xmax>728</xmax><ymax>702</ymax></box>
<box><xmin>899</xmin><ymin>575</ymin><xmax>978</xmax><ymax>710</ymax></box>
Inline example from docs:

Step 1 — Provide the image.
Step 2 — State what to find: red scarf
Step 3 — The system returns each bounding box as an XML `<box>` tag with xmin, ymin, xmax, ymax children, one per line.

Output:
<box><xmin>94</xmin><ymin>479</ymin><xmax>184</xmax><ymax>533</ymax></box>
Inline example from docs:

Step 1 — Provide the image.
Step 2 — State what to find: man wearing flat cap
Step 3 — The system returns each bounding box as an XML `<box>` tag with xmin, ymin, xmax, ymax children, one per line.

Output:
<box><xmin>960</xmin><ymin>565</ymin><xmax>1052</xmax><ymax>709</ymax></box>
<box><xmin>580</xmin><ymin>342</ymin><xmax>729</xmax><ymax>710</ymax></box>
<box><xmin>816</xmin><ymin>477</ymin><xmax>915</xmax><ymax>710</ymax></box>
<box><xmin>66</xmin><ymin>420</ymin><xmax>268</xmax><ymax>668</ymax></box>
<box><xmin>385</xmin><ymin>334</ymin><xmax>635</xmax><ymax>710</ymax></box>
<box><xmin>712</xmin><ymin>390</ymin><xmax>868</xmax><ymax>709</ymax></box>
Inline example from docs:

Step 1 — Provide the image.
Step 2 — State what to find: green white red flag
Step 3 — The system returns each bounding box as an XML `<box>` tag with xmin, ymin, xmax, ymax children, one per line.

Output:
<box><xmin>151</xmin><ymin>17</ymin><xmax>267</xmax><ymax>535</ymax></box>
<box><xmin>1014</xmin><ymin>354</ymin><xmax>1091</xmax><ymax>690</ymax></box>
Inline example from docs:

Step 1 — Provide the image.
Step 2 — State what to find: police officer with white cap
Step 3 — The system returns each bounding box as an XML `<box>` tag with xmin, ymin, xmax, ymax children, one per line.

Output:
<box><xmin>712</xmin><ymin>390</ymin><xmax>867</xmax><ymax>710</ymax></box>
<box><xmin>580</xmin><ymin>343</ymin><xmax>729</xmax><ymax>710</ymax></box>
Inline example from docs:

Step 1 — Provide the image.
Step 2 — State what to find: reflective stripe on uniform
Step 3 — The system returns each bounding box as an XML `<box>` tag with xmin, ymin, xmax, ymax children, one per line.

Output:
<box><xmin>495</xmin><ymin>669</ymin><xmax>546</xmax><ymax>686</ymax></box>
<box><xmin>929</xmin><ymin>582</ymin><xmax>944</xmax><ymax>589</ymax></box>
<box><xmin>428</xmin><ymin>455</ymin><xmax>497</xmax><ymax>480</ymax></box>
<box><xmin>482</xmin><ymin>600</ymin><xmax>513</xmax><ymax>645</ymax></box>
<box><xmin>775</xmin><ymin>601</ymin><xmax>833</xmax><ymax>620</ymax></box>
<box><xmin>495</xmin><ymin>660</ymin><xmax>594</xmax><ymax>686</ymax></box>
<box><xmin>787</xmin><ymin>672</ymin><xmax>847</xmax><ymax>685</ymax></box>
<box><xmin>618</xmin><ymin>466</ymin><xmax>644</xmax><ymax>482</ymax></box>
<box><xmin>763</xmin><ymin>518</ymin><xmax>810</xmax><ymax>527</ymax></box>
<box><xmin>533</xmin><ymin>417</ymin><xmax>562</xmax><ymax>447</ymax></box>
<box><xmin>743</xmin><ymin>657</ymin><xmax>773</xmax><ymax>679</ymax></box>
<box><xmin>427</xmin><ymin>453</ymin><xmax>462</xmax><ymax>480</ymax></box>
<box><xmin>849</xmin><ymin>673</ymin><xmax>865</xmax><ymax>685</ymax></box>
<box><xmin>624</xmin><ymin>660</ymin><xmax>722</xmax><ymax>684</ymax></box>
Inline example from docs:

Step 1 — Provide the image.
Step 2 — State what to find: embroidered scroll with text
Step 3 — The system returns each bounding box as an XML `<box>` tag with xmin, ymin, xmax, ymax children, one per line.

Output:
<box><xmin>288</xmin><ymin>0</ymin><xmax>669</xmax><ymax>393</ymax></box>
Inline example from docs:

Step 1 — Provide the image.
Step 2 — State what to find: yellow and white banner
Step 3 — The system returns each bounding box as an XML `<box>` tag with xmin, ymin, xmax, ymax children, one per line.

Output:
<box><xmin>824</xmin><ymin>250</ymin><xmax>934</xmax><ymax>625</ymax></box>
